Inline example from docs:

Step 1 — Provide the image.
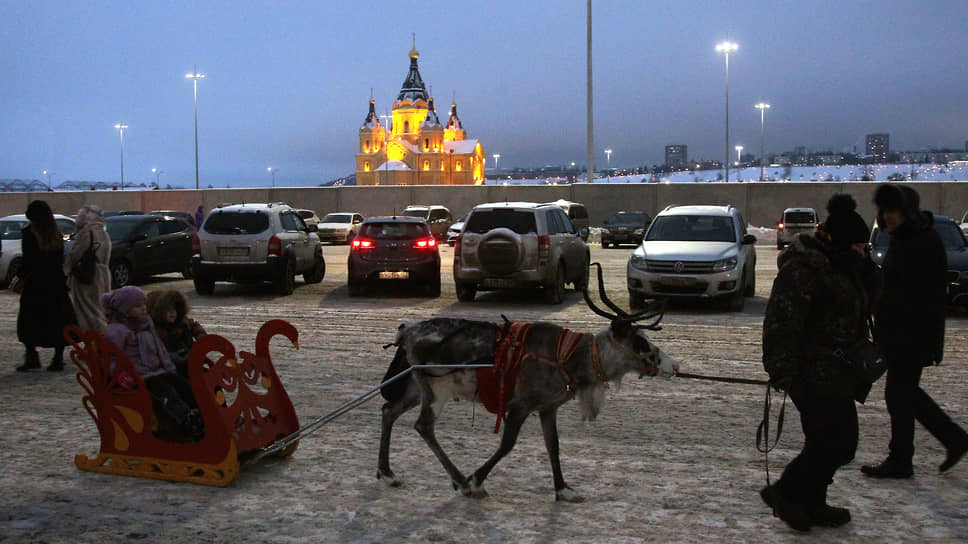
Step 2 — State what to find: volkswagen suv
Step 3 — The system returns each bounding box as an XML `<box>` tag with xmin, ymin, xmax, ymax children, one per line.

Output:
<box><xmin>626</xmin><ymin>204</ymin><xmax>756</xmax><ymax>311</ymax></box>
<box><xmin>191</xmin><ymin>203</ymin><xmax>325</xmax><ymax>295</ymax></box>
<box><xmin>453</xmin><ymin>202</ymin><xmax>589</xmax><ymax>304</ymax></box>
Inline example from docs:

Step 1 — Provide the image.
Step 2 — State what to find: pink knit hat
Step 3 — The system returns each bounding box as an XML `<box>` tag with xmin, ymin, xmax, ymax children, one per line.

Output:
<box><xmin>101</xmin><ymin>285</ymin><xmax>147</xmax><ymax>315</ymax></box>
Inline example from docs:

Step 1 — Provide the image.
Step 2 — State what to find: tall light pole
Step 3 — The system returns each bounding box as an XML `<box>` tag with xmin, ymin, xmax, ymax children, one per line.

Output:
<box><xmin>492</xmin><ymin>153</ymin><xmax>500</xmax><ymax>171</ymax></box>
<box><xmin>42</xmin><ymin>170</ymin><xmax>53</xmax><ymax>191</ymax></box>
<box><xmin>113</xmin><ymin>123</ymin><xmax>128</xmax><ymax>190</ymax></box>
<box><xmin>735</xmin><ymin>145</ymin><xmax>743</xmax><ymax>165</ymax></box>
<box><xmin>152</xmin><ymin>167</ymin><xmax>164</xmax><ymax>186</ymax></box>
<box><xmin>716</xmin><ymin>40</ymin><xmax>738</xmax><ymax>183</ymax></box>
<box><xmin>268</xmin><ymin>167</ymin><xmax>277</xmax><ymax>188</ymax></box>
<box><xmin>586</xmin><ymin>0</ymin><xmax>594</xmax><ymax>183</ymax></box>
<box><xmin>185</xmin><ymin>65</ymin><xmax>205</xmax><ymax>190</ymax></box>
<box><xmin>604</xmin><ymin>148</ymin><xmax>612</xmax><ymax>170</ymax></box>
<box><xmin>755</xmin><ymin>102</ymin><xmax>771</xmax><ymax>181</ymax></box>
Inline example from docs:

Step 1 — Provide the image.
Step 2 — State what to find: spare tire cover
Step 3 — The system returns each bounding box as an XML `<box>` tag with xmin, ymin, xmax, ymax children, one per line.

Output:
<box><xmin>478</xmin><ymin>228</ymin><xmax>524</xmax><ymax>276</ymax></box>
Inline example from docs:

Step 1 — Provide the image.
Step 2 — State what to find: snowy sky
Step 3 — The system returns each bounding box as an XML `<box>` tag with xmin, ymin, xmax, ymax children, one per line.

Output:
<box><xmin>3</xmin><ymin>0</ymin><xmax>967</xmax><ymax>187</ymax></box>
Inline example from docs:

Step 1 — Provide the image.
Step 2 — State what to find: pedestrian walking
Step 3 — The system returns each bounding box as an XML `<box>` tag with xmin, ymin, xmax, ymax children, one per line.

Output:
<box><xmin>761</xmin><ymin>193</ymin><xmax>878</xmax><ymax>531</ymax></box>
<box><xmin>65</xmin><ymin>205</ymin><xmax>112</xmax><ymax>332</ymax></box>
<box><xmin>14</xmin><ymin>200</ymin><xmax>77</xmax><ymax>371</ymax></box>
<box><xmin>861</xmin><ymin>184</ymin><xmax>968</xmax><ymax>478</ymax></box>
<box><xmin>194</xmin><ymin>205</ymin><xmax>205</xmax><ymax>229</ymax></box>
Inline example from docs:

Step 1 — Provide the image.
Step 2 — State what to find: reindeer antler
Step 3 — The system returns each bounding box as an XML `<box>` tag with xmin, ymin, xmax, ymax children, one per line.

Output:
<box><xmin>583</xmin><ymin>262</ymin><xmax>665</xmax><ymax>328</ymax></box>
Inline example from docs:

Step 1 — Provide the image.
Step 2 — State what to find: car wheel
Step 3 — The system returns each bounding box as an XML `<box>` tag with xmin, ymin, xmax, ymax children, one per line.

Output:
<box><xmin>181</xmin><ymin>260</ymin><xmax>194</xmax><ymax>279</ymax></box>
<box><xmin>573</xmin><ymin>255</ymin><xmax>589</xmax><ymax>291</ymax></box>
<box><xmin>629</xmin><ymin>290</ymin><xmax>646</xmax><ymax>309</ymax></box>
<box><xmin>601</xmin><ymin>241</ymin><xmax>609</xmax><ymax>249</ymax></box>
<box><xmin>776</xmin><ymin>241</ymin><xmax>784</xmax><ymax>250</ymax></box>
<box><xmin>4</xmin><ymin>257</ymin><xmax>22</xmax><ymax>288</ymax></box>
<box><xmin>456</xmin><ymin>282</ymin><xmax>476</xmax><ymax>302</ymax></box>
<box><xmin>274</xmin><ymin>258</ymin><xmax>295</xmax><ymax>295</ymax></box>
<box><xmin>544</xmin><ymin>263</ymin><xmax>566</xmax><ymax>305</ymax></box>
<box><xmin>194</xmin><ymin>276</ymin><xmax>215</xmax><ymax>295</ymax></box>
<box><xmin>111</xmin><ymin>260</ymin><xmax>132</xmax><ymax>288</ymax></box>
<box><xmin>727</xmin><ymin>281</ymin><xmax>746</xmax><ymax>312</ymax></box>
<box><xmin>426</xmin><ymin>272</ymin><xmax>441</xmax><ymax>298</ymax></box>
<box><xmin>744</xmin><ymin>266</ymin><xmax>756</xmax><ymax>297</ymax></box>
<box><xmin>348</xmin><ymin>280</ymin><xmax>362</xmax><ymax>297</ymax></box>
<box><xmin>303</xmin><ymin>254</ymin><xmax>325</xmax><ymax>284</ymax></box>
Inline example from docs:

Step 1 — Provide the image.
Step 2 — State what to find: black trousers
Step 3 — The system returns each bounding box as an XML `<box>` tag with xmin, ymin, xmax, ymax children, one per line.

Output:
<box><xmin>145</xmin><ymin>373</ymin><xmax>198</xmax><ymax>427</ymax></box>
<box><xmin>776</xmin><ymin>387</ymin><xmax>857</xmax><ymax>508</ymax></box>
<box><xmin>885</xmin><ymin>363</ymin><xmax>968</xmax><ymax>465</ymax></box>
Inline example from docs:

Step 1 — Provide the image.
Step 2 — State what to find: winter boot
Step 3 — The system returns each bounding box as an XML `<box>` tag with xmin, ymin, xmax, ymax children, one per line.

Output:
<box><xmin>760</xmin><ymin>485</ymin><xmax>811</xmax><ymax>532</ymax></box>
<box><xmin>16</xmin><ymin>349</ymin><xmax>41</xmax><ymax>372</ymax></box>
<box><xmin>940</xmin><ymin>434</ymin><xmax>968</xmax><ymax>473</ymax></box>
<box><xmin>806</xmin><ymin>485</ymin><xmax>851</xmax><ymax>527</ymax></box>
<box><xmin>47</xmin><ymin>349</ymin><xmax>65</xmax><ymax>372</ymax></box>
<box><xmin>861</xmin><ymin>457</ymin><xmax>913</xmax><ymax>479</ymax></box>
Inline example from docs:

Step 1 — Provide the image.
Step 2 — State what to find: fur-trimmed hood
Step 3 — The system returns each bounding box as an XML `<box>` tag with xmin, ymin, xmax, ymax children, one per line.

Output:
<box><xmin>777</xmin><ymin>233</ymin><xmax>829</xmax><ymax>271</ymax></box>
<box><xmin>147</xmin><ymin>289</ymin><xmax>189</xmax><ymax>323</ymax></box>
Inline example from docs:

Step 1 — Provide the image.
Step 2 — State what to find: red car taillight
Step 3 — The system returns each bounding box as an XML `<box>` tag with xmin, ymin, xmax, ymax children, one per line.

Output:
<box><xmin>778</xmin><ymin>223</ymin><xmax>785</xmax><ymax>230</ymax></box>
<box><xmin>413</xmin><ymin>237</ymin><xmax>437</xmax><ymax>249</ymax></box>
<box><xmin>538</xmin><ymin>234</ymin><xmax>551</xmax><ymax>267</ymax></box>
<box><xmin>191</xmin><ymin>234</ymin><xmax>201</xmax><ymax>256</ymax></box>
<box><xmin>267</xmin><ymin>235</ymin><xmax>282</xmax><ymax>256</ymax></box>
<box><xmin>351</xmin><ymin>238</ymin><xmax>374</xmax><ymax>250</ymax></box>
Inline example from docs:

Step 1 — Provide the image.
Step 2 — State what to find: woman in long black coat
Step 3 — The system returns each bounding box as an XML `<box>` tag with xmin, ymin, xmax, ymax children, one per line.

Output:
<box><xmin>15</xmin><ymin>200</ymin><xmax>77</xmax><ymax>371</ymax></box>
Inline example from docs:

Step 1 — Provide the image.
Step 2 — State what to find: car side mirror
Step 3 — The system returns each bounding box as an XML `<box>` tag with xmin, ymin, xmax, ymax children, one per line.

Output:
<box><xmin>742</xmin><ymin>233</ymin><xmax>757</xmax><ymax>245</ymax></box>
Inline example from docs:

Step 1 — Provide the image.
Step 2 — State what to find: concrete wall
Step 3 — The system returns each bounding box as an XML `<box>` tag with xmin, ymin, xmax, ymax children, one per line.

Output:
<box><xmin>4</xmin><ymin>182</ymin><xmax>967</xmax><ymax>228</ymax></box>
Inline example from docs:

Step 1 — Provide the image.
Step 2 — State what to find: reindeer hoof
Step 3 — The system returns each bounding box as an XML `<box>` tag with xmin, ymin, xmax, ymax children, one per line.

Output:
<box><xmin>555</xmin><ymin>487</ymin><xmax>585</xmax><ymax>503</ymax></box>
<box><xmin>377</xmin><ymin>470</ymin><xmax>402</xmax><ymax>487</ymax></box>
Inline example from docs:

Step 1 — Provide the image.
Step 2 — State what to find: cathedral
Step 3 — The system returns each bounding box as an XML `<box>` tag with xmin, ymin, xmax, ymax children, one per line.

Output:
<box><xmin>354</xmin><ymin>44</ymin><xmax>485</xmax><ymax>185</ymax></box>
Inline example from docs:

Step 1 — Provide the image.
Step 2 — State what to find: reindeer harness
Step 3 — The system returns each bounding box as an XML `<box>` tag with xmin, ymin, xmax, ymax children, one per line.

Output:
<box><xmin>477</xmin><ymin>322</ymin><xmax>608</xmax><ymax>433</ymax></box>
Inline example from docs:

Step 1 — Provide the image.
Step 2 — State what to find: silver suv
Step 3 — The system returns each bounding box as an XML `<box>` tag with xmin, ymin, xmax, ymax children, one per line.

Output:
<box><xmin>191</xmin><ymin>203</ymin><xmax>325</xmax><ymax>295</ymax></box>
<box><xmin>401</xmin><ymin>205</ymin><xmax>452</xmax><ymax>240</ymax></box>
<box><xmin>626</xmin><ymin>204</ymin><xmax>756</xmax><ymax>311</ymax></box>
<box><xmin>453</xmin><ymin>202</ymin><xmax>589</xmax><ymax>304</ymax></box>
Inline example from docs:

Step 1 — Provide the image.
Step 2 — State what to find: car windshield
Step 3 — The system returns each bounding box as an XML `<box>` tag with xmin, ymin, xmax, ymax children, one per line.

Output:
<box><xmin>401</xmin><ymin>209</ymin><xmax>429</xmax><ymax>219</ymax></box>
<box><xmin>106</xmin><ymin>218</ymin><xmax>141</xmax><ymax>241</ymax></box>
<box><xmin>358</xmin><ymin>222</ymin><xmax>429</xmax><ymax>240</ymax></box>
<box><xmin>784</xmin><ymin>211</ymin><xmax>816</xmax><ymax>224</ymax></box>
<box><xmin>203</xmin><ymin>211</ymin><xmax>270</xmax><ymax>235</ymax></box>
<box><xmin>608</xmin><ymin>212</ymin><xmax>646</xmax><ymax>226</ymax></box>
<box><xmin>322</xmin><ymin>213</ymin><xmax>353</xmax><ymax>223</ymax></box>
<box><xmin>0</xmin><ymin>220</ymin><xmax>28</xmax><ymax>240</ymax></box>
<box><xmin>646</xmin><ymin>215</ymin><xmax>735</xmax><ymax>242</ymax></box>
<box><xmin>464</xmin><ymin>209</ymin><xmax>537</xmax><ymax>235</ymax></box>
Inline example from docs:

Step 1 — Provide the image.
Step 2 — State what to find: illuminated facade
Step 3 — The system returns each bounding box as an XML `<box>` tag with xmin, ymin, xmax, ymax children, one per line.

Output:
<box><xmin>355</xmin><ymin>45</ymin><xmax>484</xmax><ymax>185</ymax></box>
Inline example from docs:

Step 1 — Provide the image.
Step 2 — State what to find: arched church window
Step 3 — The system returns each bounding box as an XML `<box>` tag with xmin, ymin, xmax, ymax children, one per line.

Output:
<box><xmin>423</xmin><ymin>160</ymin><xmax>430</xmax><ymax>171</ymax></box>
<box><xmin>364</xmin><ymin>162</ymin><xmax>370</xmax><ymax>172</ymax></box>
<box><xmin>455</xmin><ymin>161</ymin><xmax>462</xmax><ymax>171</ymax></box>
<box><xmin>404</xmin><ymin>121</ymin><xmax>410</xmax><ymax>133</ymax></box>
<box><xmin>424</xmin><ymin>138</ymin><xmax>429</xmax><ymax>151</ymax></box>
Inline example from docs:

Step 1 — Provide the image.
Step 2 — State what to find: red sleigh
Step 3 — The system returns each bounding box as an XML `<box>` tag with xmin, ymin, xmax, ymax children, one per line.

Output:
<box><xmin>66</xmin><ymin>319</ymin><xmax>301</xmax><ymax>486</ymax></box>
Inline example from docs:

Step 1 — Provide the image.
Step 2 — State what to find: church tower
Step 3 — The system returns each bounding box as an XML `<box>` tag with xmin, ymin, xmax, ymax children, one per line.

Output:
<box><xmin>356</xmin><ymin>97</ymin><xmax>386</xmax><ymax>177</ymax></box>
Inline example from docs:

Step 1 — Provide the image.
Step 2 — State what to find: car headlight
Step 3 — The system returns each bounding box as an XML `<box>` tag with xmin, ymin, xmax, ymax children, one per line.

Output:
<box><xmin>629</xmin><ymin>254</ymin><xmax>648</xmax><ymax>271</ymax></box>
<box><xmin>713</xmin><ymin>256</ymin><xmax>738</xmax><ymax>271</ymax></box>
<box><xmin>634</xmin><ymin>228</ymin><xmax>644</xmax><ymax>236</ymax></box>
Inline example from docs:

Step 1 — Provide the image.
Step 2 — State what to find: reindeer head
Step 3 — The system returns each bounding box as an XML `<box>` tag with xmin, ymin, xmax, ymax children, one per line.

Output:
<box><xmin>583</xmin><ymin>263</ymin><xmax>678</xmax><ymax>378</ymax></box>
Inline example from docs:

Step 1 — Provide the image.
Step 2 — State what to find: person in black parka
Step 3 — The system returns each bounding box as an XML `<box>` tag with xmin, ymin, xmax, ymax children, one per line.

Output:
<box><xmin>861</xmin><ymin>184</ymin><xmax>968</xmax><ymax>478</ymax></box>
<box><xmin>15</xmin><ymin>200</ymin><xmax>77</xmax><ymax>371</ymax></box>
<box><xmin>761</xmin><ymin>194</ymin><xmax>879</xmax><ymax>532</ymax></box>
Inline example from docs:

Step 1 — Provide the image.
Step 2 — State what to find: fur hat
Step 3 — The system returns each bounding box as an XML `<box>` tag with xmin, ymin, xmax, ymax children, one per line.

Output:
<box><xmin>821</xmin><ymin>193</ymin><xmax>869</xmax><ymax>248</ymax></box>
<box><xmin>147</xmin><ymin>289</ymin><xmax>189</xmax><ymax>323</ymax></box>
<box><xmin>874</xmin><ymin>183</ymin><xmax>921</xmax><ymax>220</ymax></box>
<box><xmin>101</xmin><ymin>285</ymin><xmax>147</xmax><ymax>315</ymax></box>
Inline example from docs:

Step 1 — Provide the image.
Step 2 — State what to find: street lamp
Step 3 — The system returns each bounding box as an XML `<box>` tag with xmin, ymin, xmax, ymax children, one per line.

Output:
<box><xmin>604</xmin><ymin>148</ymin><xmax>612</xmax><ymax>169</ymax></box>
<box><xmin>185</xmin><ymin>65</ymin><xmax>205</xmax><ymax>190</ymax></box>
<box><xmin>152</xmin><ymin>167</ymin><xmax>164</xmax><ymax>186</ymax></box>
<box><xmin>492</xmin><ymin>153</ymin><xmax>500</xmax><ymax>171</ymax></box>
<box><xmin>42</xmin><ymin>170</ymin><xmax>53</xmax><ymax>191</ymax></box>
<box><xmin>735</xmin><ymin>145</ymin><xmax>743</xmax><ymax>165</ymax></box>
<box><xmin>716</xmin><ymin>40</ymin><xmax>738</xmax><ymax>182</ymax></box>
<box><xmin>755</xmin><ymin>102</ymin><xmax>771</xmax><ymax>181</ymax></box>
<box><xmin>267</xmin><ymin>167</ymin><xmax>277</xmax><ymax>188</ymax></box>
<box><xmin>113</xmin><ymin>123</ymin><xmax>128</xmax><ymax>190</ymax></box>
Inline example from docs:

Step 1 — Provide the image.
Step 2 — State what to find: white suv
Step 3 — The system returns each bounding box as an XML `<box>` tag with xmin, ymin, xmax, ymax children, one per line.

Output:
<box><xmin>453</xmin><ymin>202</ymin><xmax>589</xmax><ymax>304</ymax></box>
<box><xmin>191</xmin><ymin>203</ymin><xmax>325</xmax><ymax>295</ymax></box>
<box><xmin>626</xmin><ymin>204</ymin><xmax>756</xmax><ymax>311</ymax></box>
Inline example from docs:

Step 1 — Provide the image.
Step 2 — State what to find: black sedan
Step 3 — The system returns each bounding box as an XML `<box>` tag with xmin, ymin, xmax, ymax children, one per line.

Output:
<box><xmin>347</xmin><ymin>216</ymin><xmax>440</xmax><ymax>297</ymax></box>
<box><xmin>105</xmin><ymin>214</ymin><xmax>196</xmax><ymax>287</ymax></box>
<box><xmin>601</xmin><ymin>211</ymin><xmax>651</xmax><ymax>248</ymax></box>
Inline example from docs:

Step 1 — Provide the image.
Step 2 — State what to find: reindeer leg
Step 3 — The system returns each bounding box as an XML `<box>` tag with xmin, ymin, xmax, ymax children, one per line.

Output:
<box><xmin>467</xmin><ymin>405</ymin><xmax>530</xmax><ymax>499</ymax></box>
<box><xmin>413</xmin><ymin>379</ymin><xmax>468</xmax><ymax>494</ymax></box>
<box><xmin>377</xmin><ymin>378</ymin><xmax>421</xmax><ymax>486</ymax></box>
<box><xmin>540</xmin><ymin>408</ymin><xmax>584</xmax><ymax>503</ymax></box>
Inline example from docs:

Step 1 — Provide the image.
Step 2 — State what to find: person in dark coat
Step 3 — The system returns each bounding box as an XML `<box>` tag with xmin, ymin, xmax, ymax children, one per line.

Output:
<box><xmin>761</xmin><ymin>194</ymin><xmax>878</xmax><ymax>532</ymax></box>
<box><xmin>15</xmin><ymin>200</ymin><xmax>77</xmax><ymax>371</ymax></box>
<box><xmin>861</xmin><ymin>184</ymin><xmax>968</xmax><ymax>478</ymax></box>
<box><xmin>194</xmin><ymin>205</ymin><xmax>205</xmax><ymax>229</ymax></box>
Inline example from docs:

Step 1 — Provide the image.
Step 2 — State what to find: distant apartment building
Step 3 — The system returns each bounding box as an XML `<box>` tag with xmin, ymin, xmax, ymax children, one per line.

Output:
<box><xmin>665</xmin><ymin>145</ymin><xmax>687</xmax><ymax>168</ymax></box>
<box><xmin>866</xmin><ymin>133</ymin><xmax>890</xmax><ymax>162</ymax></box>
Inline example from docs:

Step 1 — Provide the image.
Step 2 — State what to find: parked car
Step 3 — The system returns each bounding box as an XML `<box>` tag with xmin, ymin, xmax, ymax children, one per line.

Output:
<box><xmin>453</xmin><ymin>202</ymin><xmax>590</xmax><ymax>304</ymax></box>
<box><xmin>0</xmin><ymin>214</ymin><xmax>76</xmax><ymax>287</ymax></box>
<box><xmin>149</xmin><ymin>210</ymin><xmax>196</xmax><ymax>227</ymax></box>
<box><xmin>294</xmin><ymin>208</ymin><xmax>322</xmax><ymax>227</ymax></box>
<box><xmin>446</xmin><ymin>213</ymin><xmax>468</xmax><ymax>246</ymax></box>
<box><xmin>105</xmin><ymin>214</ymin><xmax>195</xmax><ymax>288</ymax></box>
<box><xmin>191</xmin><ymin>202</ymin><xmax>324</xmax><ymax>295</ymax></box>
<box><xmin>401</xmin><ymin>205</ymin><xmax>452</xmax><ymax>240</ymax></box>
<box><xmin>103</xmin><ymin>210</ymin><xmax>144</xmax><ymax>217</ymax></box>
<box><xmin>627</xmin><ymin>204</ymin><xmax>757</xmax><ymax>312</ymax></box>
<box><xmin>869</xmin><ymin>215</ymin><xmax>968</xmax><ymax>307</ymax></box>
<box><xmin>601</xmin><ymin>211</ymin><xmax>651</xmax><ymax>248</ymax></box>
<box><xmin>347</xmin><ymin>216</ymin><xmax>440</xmax><ymax>297</ymax></box>
<box><xmin>776</xmin><ymin>207</ymin><xmax>818</xmax><ymax>249</ymax></box>
<box><xmin>546</xmin><ymin>199</ymin><xmax>590</xmax><ymax>241</ymax></box>
<box><xmin>317</xmin><ymin>212</ymin><xmax>365</xmax><ymax>244</ymax></box>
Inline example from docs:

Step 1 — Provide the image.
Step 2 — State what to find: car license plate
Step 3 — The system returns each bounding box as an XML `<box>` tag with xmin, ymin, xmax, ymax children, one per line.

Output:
<box><xmin>379</xmin><ymin>271</ymin><xmax>409</xmax><ymax>280</ymax></box>
<box><xmin>659</xmin><ymin>276</ymin><xmax>696</xmax><ymax>287</ymax></box>
<box><xmin>482</xmin><ymin>278</ymin><xmax>516</xmax><ymax>289</ymax></box>
<box><xmin>218</xmin><ymin>247</ymin><xmax>249</xmax><ymax>257</ymax></box>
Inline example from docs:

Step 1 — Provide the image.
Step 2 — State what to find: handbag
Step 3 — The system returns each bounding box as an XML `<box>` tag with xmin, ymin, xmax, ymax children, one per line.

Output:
<box><xmin>833</xmin><ymin>317</ymin><xmax>887</xmax><ymax>403</ymax></box>
<box><xmin>71</xmin><ymin>231</ymin><xmax>98</xmax><ymax>284</ymax></box>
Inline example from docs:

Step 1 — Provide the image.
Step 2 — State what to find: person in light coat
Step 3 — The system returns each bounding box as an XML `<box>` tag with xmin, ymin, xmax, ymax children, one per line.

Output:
<box><xmin>65</xmin><ymin>205</ymin><xmax>112</xmax><ymax>332</ymax></box>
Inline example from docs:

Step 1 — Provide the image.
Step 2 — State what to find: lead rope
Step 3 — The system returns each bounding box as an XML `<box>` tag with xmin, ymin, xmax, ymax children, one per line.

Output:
<box><xmin>755</xmin><ymin>384</ymin><xmax>786</xmax><ymax>515</ymax></box>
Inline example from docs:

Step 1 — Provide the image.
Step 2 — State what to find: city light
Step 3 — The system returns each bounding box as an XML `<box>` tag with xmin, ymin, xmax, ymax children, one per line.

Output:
<box><xmin>185</xmin><ymin>66</ymin><xmax>205</xmax><ymax>190</ymax></box>
<box><xmin>755</xmin><ymin>102</ymin><xmax>771</xmax><ymax>181</ymax></box>
<box><xmin>716</xmin><ymin>40</ymin><xmax>738</xmax><ymax>182</ymax></box>
<box><xmin>113</xmin><ymin>123</ymin><xmax>128</xmax><ymax>190</ymax></box>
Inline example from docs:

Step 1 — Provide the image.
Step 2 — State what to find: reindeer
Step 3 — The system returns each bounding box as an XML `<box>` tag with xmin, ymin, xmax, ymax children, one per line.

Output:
<box><xmin>376</xmin><ymin>264</ymin><xmax>678</xmax><ymax>502</ymax></box>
